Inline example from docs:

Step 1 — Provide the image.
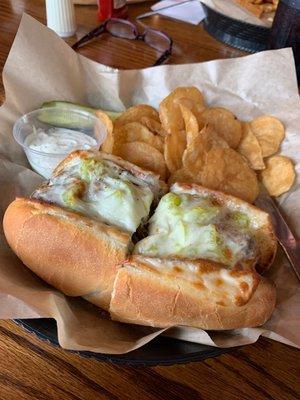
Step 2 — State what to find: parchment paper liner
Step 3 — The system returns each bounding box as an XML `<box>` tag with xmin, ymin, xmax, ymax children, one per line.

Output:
<box><xmin>0</xmin><ymin>15</ymin><xmax>299</xmax><ymax>353</ymax></box>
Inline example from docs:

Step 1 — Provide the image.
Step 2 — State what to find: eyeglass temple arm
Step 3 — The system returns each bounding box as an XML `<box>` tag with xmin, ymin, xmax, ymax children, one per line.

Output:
<box><xmin>72</xmin><ymin>24</ymin><xmax>106</xmax><ymax>50</ymax></box>
<box><xmin>152</xmin><ymin>51</ymin><xmax>170</xmax><ymax>66</ymax></box>
<box><xmin>152</xmin><ymin>40</ymin><xmax>173</xmax><ymax>66</ymax></box>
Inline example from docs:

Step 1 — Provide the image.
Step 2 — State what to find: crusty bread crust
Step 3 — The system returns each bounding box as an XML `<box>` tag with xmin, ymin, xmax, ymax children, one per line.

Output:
<box><xmin>3</xmin><ymin>198</ymin><xmax>132</xmax><ymax>309</ymax></box>
<box><xmin>171</xmin><ymin>183</ymin><xmax>277</xmax><ymax>273</ymax></box>
<box><xmin>110</xmin><ymin>256</ymin><xmax>276</xmax><ymax>330</ymax></box>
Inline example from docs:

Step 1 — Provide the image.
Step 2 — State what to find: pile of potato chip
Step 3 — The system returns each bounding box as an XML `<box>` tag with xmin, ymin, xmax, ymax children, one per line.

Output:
<box><xmin>235</xmin><ymin>0</ymin><xmax>278</xmax><ymax>18</ymax></box>
<box><xmin>99</xmin><ymin>86</ymin><xmax>295</xmax><ymax>204</ymax></box>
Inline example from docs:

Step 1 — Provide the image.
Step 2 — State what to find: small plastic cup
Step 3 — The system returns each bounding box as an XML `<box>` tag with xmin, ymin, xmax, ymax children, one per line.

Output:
<box><xmin>13</xmin><ymin>107</ymin><xmax>107</xmax><ymax>179</ymax></box>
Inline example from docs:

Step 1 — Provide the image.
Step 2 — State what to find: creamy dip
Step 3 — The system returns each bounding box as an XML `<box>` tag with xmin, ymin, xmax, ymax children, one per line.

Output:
<box><xmin>24</xmin><ymin>128</ymin><xmax>98</xmax><ymax>178</ymax></box>
<box><xmin>25</xmin><ymin>128</ymin><xmax>97</xmax><ymax>154</ymax></box>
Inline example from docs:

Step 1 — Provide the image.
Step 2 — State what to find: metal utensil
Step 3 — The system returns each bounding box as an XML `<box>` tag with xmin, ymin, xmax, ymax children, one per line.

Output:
<box><xmin>136</xmin><ymin>0</ymin><xmax>194</xmax><ymax>19</ymax></box>
<box><xmin>255</xmin><ymin>187</ymin><xmax>300</xmax><ymax>281</ymax></box>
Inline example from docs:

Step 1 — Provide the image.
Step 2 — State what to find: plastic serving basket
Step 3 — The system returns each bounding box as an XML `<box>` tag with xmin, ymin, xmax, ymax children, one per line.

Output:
<box><xmin>202</xmin><ymin>3</ymin><xmax>271</xmax><ymax>53</ymax></box>
<box><xmin>14</xmin><ymin>318</ymin><xmax>233</xmax><ymax>366</ymax></box>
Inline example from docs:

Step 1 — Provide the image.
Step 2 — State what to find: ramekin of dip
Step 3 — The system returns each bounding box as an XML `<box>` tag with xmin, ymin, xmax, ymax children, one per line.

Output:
<box><xmin>13</xmin><ymin>108</ymin><xmax>107</xmax><ymax>178</ymax></box>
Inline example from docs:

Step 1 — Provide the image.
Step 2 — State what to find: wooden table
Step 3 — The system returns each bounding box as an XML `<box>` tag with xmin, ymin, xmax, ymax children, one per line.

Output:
<box><xmin>0</xmin><ymin>1</ymin><xmax>299</xmax><ymax>399</ymax></box>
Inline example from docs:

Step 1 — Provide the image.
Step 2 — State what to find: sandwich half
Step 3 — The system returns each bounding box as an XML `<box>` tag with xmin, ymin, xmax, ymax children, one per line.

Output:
<box><xmin>109</xmin><ymin>183</ymin><xmax>277</xmax><ymax>329</ymax></box>
<box><xmin>3</xmin><ymin>151</ymin><xmax>166</xmax><ymax>309</ymax></box>
<box><xmin>110</xmin><ymin>256</ymin><xmax>276</xmax><ymax>330</ymax></box>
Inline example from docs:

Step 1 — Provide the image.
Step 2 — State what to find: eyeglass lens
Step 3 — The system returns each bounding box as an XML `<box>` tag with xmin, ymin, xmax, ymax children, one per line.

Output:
<box><xmin>106</xmin><ymin>19</ymin><xmax>137</xmax><ymax>40</ymax></box>
<box><xmin>144</xmin><ymin>29</ymin><xmax>172</xmax><ymax>52</ymax></box>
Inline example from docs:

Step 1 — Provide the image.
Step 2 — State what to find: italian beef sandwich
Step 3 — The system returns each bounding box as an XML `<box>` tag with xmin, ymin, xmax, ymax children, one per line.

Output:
<box><xmin>3</xmin><ymin>151</ymin><xmax>167</xmax><ymax>309</ymax></box>
<box><xmin>110</xmin><ymin>183</ymin><xmax>277</xmax><ymax>330</ymax></box>
<box><xmin>3</xmin><ymin>151</ymin><xmax>277</xmax><ymax>330</ymax></box>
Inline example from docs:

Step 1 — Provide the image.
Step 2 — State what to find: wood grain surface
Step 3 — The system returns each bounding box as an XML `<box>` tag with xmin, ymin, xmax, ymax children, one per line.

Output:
<box><xmin>0</xmin><ymin>1</ymin><xmax>299</xmax><ymax>399</ymax></box>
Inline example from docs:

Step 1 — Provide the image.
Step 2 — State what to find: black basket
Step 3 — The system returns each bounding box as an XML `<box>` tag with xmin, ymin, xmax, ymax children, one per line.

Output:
<box><xmin>14</xmin><ymin>318</ymin><xmax>232</xmax><ymax>366</ymax></box>
<box><xmin>202</xmin><ymin>3</ymin><xmax>271</xmax><ymax>53</ymax></box>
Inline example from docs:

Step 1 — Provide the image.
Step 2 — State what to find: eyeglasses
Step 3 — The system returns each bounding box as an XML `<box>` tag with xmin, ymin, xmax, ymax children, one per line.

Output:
<box><xmin>72</xmin><ymin>18</ymin><xmax>173</xmax><ymax>67</ymax></box>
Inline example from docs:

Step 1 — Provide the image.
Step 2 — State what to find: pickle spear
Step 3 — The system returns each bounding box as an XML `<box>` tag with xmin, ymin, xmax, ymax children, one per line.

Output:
<box><xmin>39</xmin><ymin>101</ymin><xmax>121</xmax><ymax>129</ymax></box>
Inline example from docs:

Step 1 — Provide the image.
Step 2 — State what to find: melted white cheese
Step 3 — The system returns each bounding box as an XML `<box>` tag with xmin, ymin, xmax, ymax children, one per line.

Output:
<box><xmin>134</xmin><ymin>190</ymin><xmax>256</xmax><ymax>267</ymax></box>
<box><xmin>32</xmin><ymin>156</ymin><xmax>154</xmax><ymax>233</ymax></box>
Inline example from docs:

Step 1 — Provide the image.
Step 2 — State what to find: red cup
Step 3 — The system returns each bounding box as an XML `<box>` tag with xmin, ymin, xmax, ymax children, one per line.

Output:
<box><xmin>97</xmin><ymin>0</ymin><xmax>128</xmax><ymax>21</ymax></box>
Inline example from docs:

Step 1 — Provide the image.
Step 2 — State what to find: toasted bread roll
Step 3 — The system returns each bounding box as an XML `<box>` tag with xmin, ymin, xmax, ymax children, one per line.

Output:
<box><xmin>3</xmin><ymin>198</ymin><xmax>131</xmax><ymax>309</ymax></box>
<box><xmin>3</xmin><ymin>150</ymin><xmax>277</xmax><ymax>328</ymax></box>
<box><xmin>110</xmin><ymin>256</ymin><xmax>276</xmax><ymax>330</ymax></box>
<box><xmin>3</xmin><ymin>151</ymin><xmax>167</xmax><ymax>309</ymax></box>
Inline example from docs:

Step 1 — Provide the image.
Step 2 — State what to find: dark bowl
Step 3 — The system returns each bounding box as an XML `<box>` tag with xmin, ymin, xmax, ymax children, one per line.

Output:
<box><xmin>202</xmin><ymin>3</ymin><xmax>271</xmax><ymax>53</ymax></box>
<box><xmin>15</xmin><ymin>318</ymin><xmax>233</xmax><ymax>366</ymax></box>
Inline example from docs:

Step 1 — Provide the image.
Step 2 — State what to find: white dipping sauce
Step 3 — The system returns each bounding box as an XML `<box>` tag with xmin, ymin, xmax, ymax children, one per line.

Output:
<box><xmin>24</xmin><ymin>128</ymin><xmax>98</xmax><ymax>178</ymax></box>
<box><xmin>25</xmin><ymin>128</ymin><xmax>97</xmax><ymax>154</ymax></box>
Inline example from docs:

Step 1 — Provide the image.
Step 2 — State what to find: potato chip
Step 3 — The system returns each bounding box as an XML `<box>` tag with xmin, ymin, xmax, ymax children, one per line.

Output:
<box><xmin>139</xmin><ymin>117</ymin><xmax>167</xmax><ymax>137</ymax></box>
<box><xmin>237</xmin><ymin>122</ymin><xmax>265</xmax><ymax>170</ymax></box>
<box><xmin>168</xmin><ymin>168</ymin><xmax>199</xmax><ymax>185</ymax></box>
<box><xmin>95</xmin><ymin>110</ymin><xmax>114</xmax><ymax>153</ymax></box>
<box><xmin>201</xmin><ymin>148</ymin><xmax>259</xmax><ymax>203</ymax></box>
<box><xmin>182</xmin><ymin>123</ymin><xmax>229</xmax><ymax>177</ymax></box>
<box><xmin>117</xmin><ymin>141</ymin><xmax>167</xmax><ymax>180</ymax></box>
<box><xmin>199</xmin><ymin>107</ymin><xmax>242</xmax><ymax>148</ymax></box>
<box><xmin>250</xmin><ymin>115</ymin><xmax>285</xmax><ymax>157</ymax></box>
<box><xmin>164</xmin><ymin>129</ymin><xmax>186</xmax><ymax>173</ymax></box>
<box><xmin>113</xmin><ymin>122</ymin><xmax>164</xmax><ymax>154</ymax></box>
<box><xmin>114</xmin><ymin>105</ymin><xmax>160</xmax><ymax>128</ymax></box>
<box><xmin>179</xmin><ymin>105</ymin><xmax>201</xmax><ymax>175</ymax></box>
<box><xmin>180</xmin><ymin>104</ymin><xmax>199</xmax><ymax>139</ymax></box>
<box><xmin>159</xmin><ymin>87</ymin><xmax>205</xmax><ymax>134</ymax></box>
<box><xmin>261</xmin><ymin>155</ymin><xmax>295</xmax><ymax>197</ymax></box>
